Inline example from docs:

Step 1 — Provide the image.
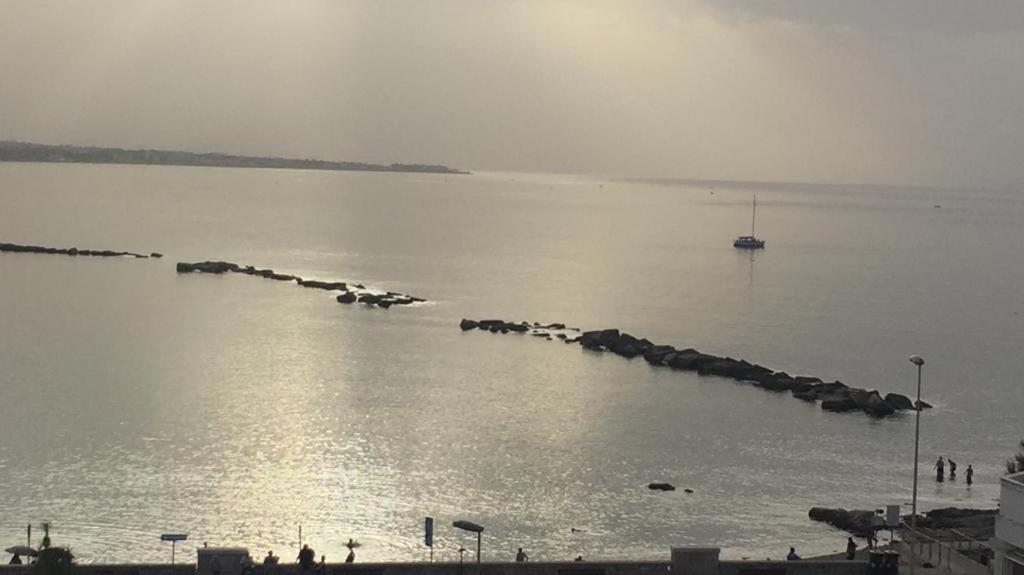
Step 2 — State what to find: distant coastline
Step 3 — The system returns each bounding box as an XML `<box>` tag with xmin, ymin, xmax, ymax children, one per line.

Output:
<box><xmin>0</xmin><ymin>140</ymin><xmax>469</xmax><ymax>175</ymax></box>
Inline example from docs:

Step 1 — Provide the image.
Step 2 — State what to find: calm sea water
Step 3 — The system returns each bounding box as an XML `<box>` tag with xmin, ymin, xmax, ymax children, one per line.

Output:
<box><xmin>0</xmin><ymin>163</ymin><xmax>1021</xmax><ymax>564</ymax></box>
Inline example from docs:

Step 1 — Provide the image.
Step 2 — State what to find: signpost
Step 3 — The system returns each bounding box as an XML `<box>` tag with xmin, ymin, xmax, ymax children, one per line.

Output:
<box><xmin>425</xmin><ymin>517</ymin><xmax>434</xmax><ymax>562</ymax></box>
<box><xmin>160</xmin><ymin>534</ymin><xmax>188</xmax><ymax>564</ymax></box>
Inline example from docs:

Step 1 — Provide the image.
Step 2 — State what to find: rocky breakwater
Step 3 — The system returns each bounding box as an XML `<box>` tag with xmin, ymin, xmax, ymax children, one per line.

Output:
<box><xmin>1</xmin><ymin>242</ymin><xmax>161</xmax><ymax>258</ymax></box>
<box><xmin>459</xmin><ymin>319</ymin><xmax>931</xmax><ymax>419</ymax></box>
<box><xmin>177</xmin><ymin>260</ymin><xmax>425</xmax><ymax>309</ymax></box>
<box><xmin>809</xmin><ymin>507</ymin><xmax>997</xmax><ymax>540</ymax></box>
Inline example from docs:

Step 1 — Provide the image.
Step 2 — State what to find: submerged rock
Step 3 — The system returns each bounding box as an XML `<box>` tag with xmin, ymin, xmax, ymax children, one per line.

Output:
<box><xmin>648</xmin><ymin>482</ymin><xmax>676</xmax><ymax>491</ymax></box>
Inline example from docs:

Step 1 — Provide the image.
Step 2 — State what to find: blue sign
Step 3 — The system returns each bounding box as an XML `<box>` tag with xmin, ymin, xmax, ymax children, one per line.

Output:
<box><xmin>425</xmin><ymin>517</ymin><xmax>433</xmax><ymax>547</ymax></box>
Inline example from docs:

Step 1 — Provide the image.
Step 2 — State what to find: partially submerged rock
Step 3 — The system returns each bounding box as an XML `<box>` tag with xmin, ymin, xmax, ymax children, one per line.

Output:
<box><xmin>808</xmin><ymin>507</ymin><xmax>878</xmax><ymax>537</ymax></box>
<box><xmin>648</xmin><ymin>482</ymin><xmax>676</xmax><ymax>491</ymax></box>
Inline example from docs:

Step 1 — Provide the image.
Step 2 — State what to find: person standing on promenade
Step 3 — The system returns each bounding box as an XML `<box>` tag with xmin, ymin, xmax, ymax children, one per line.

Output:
<box><xmin>344</xmin><ymin>549</ymin><xmax>355</xmax><ymax>564</ymax></box>
<box><xmin>846</xmin><ymin>537</ymin><xmax>857</xmax><ymax>560</ymax></box>
<box><xmin>935</xmin><ymin>456</ymin><xmax>945</xmax><ymax>482</ymax></box>
<box><xmin>516</xmin><ymin>547</ymin><xmax>529</xmax><ymax>562</ymax></box>
<box><xmin>297</xmin><ymin>545</ymin><xmax>315</xmax><ymax>571</ymax></box>
<box><xmin>264</xmin><ymin>551</ymin><xmax>278</xmax><ymax>565</ymax></box>
<box><xmin>949</xmin><ymin>459</ymin><xmax>958</xmax><ymax>479</ymax></box>
<box><xmin>786</xmin><ymin>547</ymin><xmax>800</xmax><ymax>561</ymax></box>
<box><xmin>966</xmin><ymin>465</ymin><xmax>974</xmax><ymax>486</ymax></box>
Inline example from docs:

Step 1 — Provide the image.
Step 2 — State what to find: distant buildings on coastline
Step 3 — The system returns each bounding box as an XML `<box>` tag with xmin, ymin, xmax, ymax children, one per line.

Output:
<box><xmin>0</xmin><ymin>141</ymin><xmax>468</xmax><ymax>175</ymax></box>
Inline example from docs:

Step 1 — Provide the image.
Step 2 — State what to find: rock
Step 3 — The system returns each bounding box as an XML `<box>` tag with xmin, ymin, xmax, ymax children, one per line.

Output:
<box><xmin>643</xmin><ymin>345</ymin><xmax>677</xmax><ymax>365</ymax></box>
<box><xmin>598</xmin><ymin>329</ymin><xmax>621</xmax><ymax>348</ymax></box>
<box><xmin>506</xmin><ymin>323</ymin><xmax>529</xmax><ymax>333</ymax></box>
<box><xmin>666</xmin><ymin>351</ymin><xmax>703</xmax><ymax>371</ymax></box>
<box><xmin>556</xmin><ymin>333</ymin><xmax>567</xmax><ymax>339</ymax></box>
<box><xmin>460</xmin><ymin>319</ymin><xmax>479</xmax><ymax>331</ymax></box>
<box><xmin>176</xmin><ymin>262</ymin><xmax>195</xmax><ymax>273</ymax></box>
<box><xmin>545</xmin><ymin>323</ymin><xmax>566</xmax><ymax>330</ymax></box>
<box><xmin>358</xmin><ymin>293</ymin><xmax>382</xmax><ymax>304</ymax></box>
<box><xmin>916</xmin><ymin>400</ymin><xmax>933</xmax><ymax>410</ymax></box>
<box><xmin>648</xmin><ymin>482</ymin><xmax>676</xmax><ymax>491</ymax></box>
<box><xmin>377</xmin><ymin>301</ymin><xmax>392</xmax><ymax>309</ymax></box>
<box><xmin>336</xmin><ymin>292</ymin><xmax>357</xmax><ymax>303</ymax></box>
<box><xmin>757</xmin><ymin>373</ymin><xmax>797</xmax><ymax>392</ymax></box>
<box><xmin>150</xmin><ymin>253</ymin><xmax>163</xmax><ymax>258</ymax></box>
<box><xmin>478</xmin><ymin>320</ymin><xmax>506</xmax><ymax>330</ymax></box>
<box><xmin>821</xmin><ymin>392</ymin><xmax>858</xmax><ymax>412</ymax></box>
<box><xmin>299</xmin><ymin>279</ymin><xmax>348</xmax><ymax>290</ymax></box>
<box><xmin>684</xmin><ymin>488</ymin><xmax>694</xmax><ymax>494</ymax></box>
<box><xmin>808</xmin><ymin>507</ymin><xmax>878</xmax><ymax>537</ymax></box>
<box><xmin>579</xmin><ymin>330</ymin><xmax>604</xmax><ymax>349</ymax></box>
<box><xmin>793</xmin><ymin>390</ymin><xmax>818</xmax><ymax>402</ymax></box>
<box><xmin>885</xmin><ymin>393</ymin><xmax>915</xmax><ymax>410</ymax></box>
<box><xmin>863</xmin><ymin>392</ymin><xmax>896</xmax><ymax>417</ymax></box>
<box><xmin>187</xmin><ymin>261</ymin><xmax>239</xmax><ymax>274</ymax></box>
<box><xmin>850</xmin><ymin>389</ymin><xmax>874</xmax><ymax>409</ymax></box>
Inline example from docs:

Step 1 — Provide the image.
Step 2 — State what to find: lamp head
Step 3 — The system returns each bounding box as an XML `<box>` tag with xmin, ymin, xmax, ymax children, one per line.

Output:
<box><xmin>909</xmin><ymin>355</ymin><xmax>924</xmax><ymax>366</ymax></box>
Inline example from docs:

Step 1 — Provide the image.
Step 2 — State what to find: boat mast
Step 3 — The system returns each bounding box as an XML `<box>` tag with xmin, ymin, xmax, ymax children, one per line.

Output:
<box><xmin>751</xmin><ymin>194</ymin><xmax>757</xmax><ymax>237</ymax></box>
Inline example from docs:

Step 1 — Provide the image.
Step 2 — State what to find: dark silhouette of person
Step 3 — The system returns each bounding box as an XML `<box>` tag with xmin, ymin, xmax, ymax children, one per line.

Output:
<box><xmin>264</xmin><ymin>551</ymin><xmax>278</xmax><ymax>565</ymax></box>
<box><xmin>9</xmin><ymin>555</ymin><xmax>22</xmax><ymax>565</ymax></box>
<box><xmin>515</xmin><ymin>548</ymin><xmax>529</xmax><ymax>562</ymax></box>
<box><xmin>846</xmin><ymin>537</ymin><xmax>857</xmax><ymax>560</ymax></box>
<box><xmin>344</xmin><ymin>549</ymin><xmax>355</xmax><ymax>564</ymax></box>
<box><xmin>966</xmin><ymin>464</ymin><xmax>974</xmax><ymax>486</ymax></box>
<box><xmin>949</xmin><ymin>459</ymin><xmax>958</xmax><ymax>479</ymax></box>
<box><xmin>935</xmin><ymin>456</ymin><xmax>945</xmax><ymax>482</ymax></box>
<box><xmin>298</xmin><ymin>545</ymin><xmax>315</xmax><ymax>571</ymax></box>
<box><xmin>574</xmin><ymin>556</ymin><xmax>584</xmax><ymax>562</ymax></box>
<box><xmin>786</xmin><ymin>547</ymin><xmax>800</xmax><ymax>561</ymax></box>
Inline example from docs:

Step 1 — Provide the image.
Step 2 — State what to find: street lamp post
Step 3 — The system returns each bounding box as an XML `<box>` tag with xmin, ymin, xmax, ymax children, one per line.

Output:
<box><xmin>908</xmin><ymin>355</ymin><xmax>925</xmax><ymax>575</ymax></box>
<box><xmin>453</xmin><ymin>521</ymin><xmax>483</xmax><ymax>568</ymax></box>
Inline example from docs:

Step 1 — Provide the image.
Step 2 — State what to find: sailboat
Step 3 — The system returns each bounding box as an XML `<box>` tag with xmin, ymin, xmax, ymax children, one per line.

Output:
<box><xmin>733</xmin><ymin>195</ymin><xmax>766</xmax><ymax>249</ymax></box>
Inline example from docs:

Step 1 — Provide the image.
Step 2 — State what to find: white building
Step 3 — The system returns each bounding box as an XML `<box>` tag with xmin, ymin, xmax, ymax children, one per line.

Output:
<box><xmin>993</xmin><ymin>472</ymin><xmax>1024</xmax><ymax>575</ymax></box>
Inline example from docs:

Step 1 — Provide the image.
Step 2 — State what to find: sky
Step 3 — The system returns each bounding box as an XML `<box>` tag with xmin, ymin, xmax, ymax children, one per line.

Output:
<box><xmin>1</xmin><ymin>0</ymin><xmax>1022</xmax><ymax>188</ymax></box>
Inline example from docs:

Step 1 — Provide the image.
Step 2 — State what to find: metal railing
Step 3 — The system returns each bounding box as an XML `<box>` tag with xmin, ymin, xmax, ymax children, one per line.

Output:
<box><xmin>901</xmin><ymin>523</ymin><xmax>992</xmax><ymax>575</ymax></box>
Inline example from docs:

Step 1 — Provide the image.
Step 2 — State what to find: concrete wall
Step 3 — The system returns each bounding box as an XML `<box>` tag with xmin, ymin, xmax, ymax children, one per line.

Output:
<box><xmin>719</xmin><ymin>561</ymin><xmax>867</xmax><ymax>575</ymax></box>
<box><xmin>0</xmin><ymin>550</ymin><xmax>866</xmax><ymax>575</ymax></box>
<box><xmin>0</xmin><ymin>563</ymin><xmax>669</xmax><ymax>575</ymax></box>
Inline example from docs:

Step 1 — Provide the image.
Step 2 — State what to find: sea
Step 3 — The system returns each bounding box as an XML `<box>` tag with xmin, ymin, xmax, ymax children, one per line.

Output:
<box><xmin>0</xmin><ymin>163</ymin><xmax>1021</xmax><ymax>564</ymax></box>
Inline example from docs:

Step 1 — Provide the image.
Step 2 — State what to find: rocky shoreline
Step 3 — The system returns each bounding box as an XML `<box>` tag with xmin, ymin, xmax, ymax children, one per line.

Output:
<box><xmin>176</xmin><ymin>260</ymin><xmax>425</xmax><ymax>308</ymax></box>
<box><xmin>809</xmin><ymin>507</ymin><xmax>997</xmax><ymax>540</ymax></box>
<box><xmin>460</xmin><ymin>318</ymin><xmax>931</xmax><ymax>418</ymax></box>
<box><xmin>1</xmin><ymin>242</ymin><xmax>161</xmax><ymax>259</ymax></box>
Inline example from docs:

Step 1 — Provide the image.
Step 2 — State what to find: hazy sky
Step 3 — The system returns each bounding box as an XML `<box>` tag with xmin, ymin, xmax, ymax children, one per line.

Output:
<box><xmin>2</xmin><ymin>0</ymin><xmax>1022</xmax><ymax>187</ymax></box>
